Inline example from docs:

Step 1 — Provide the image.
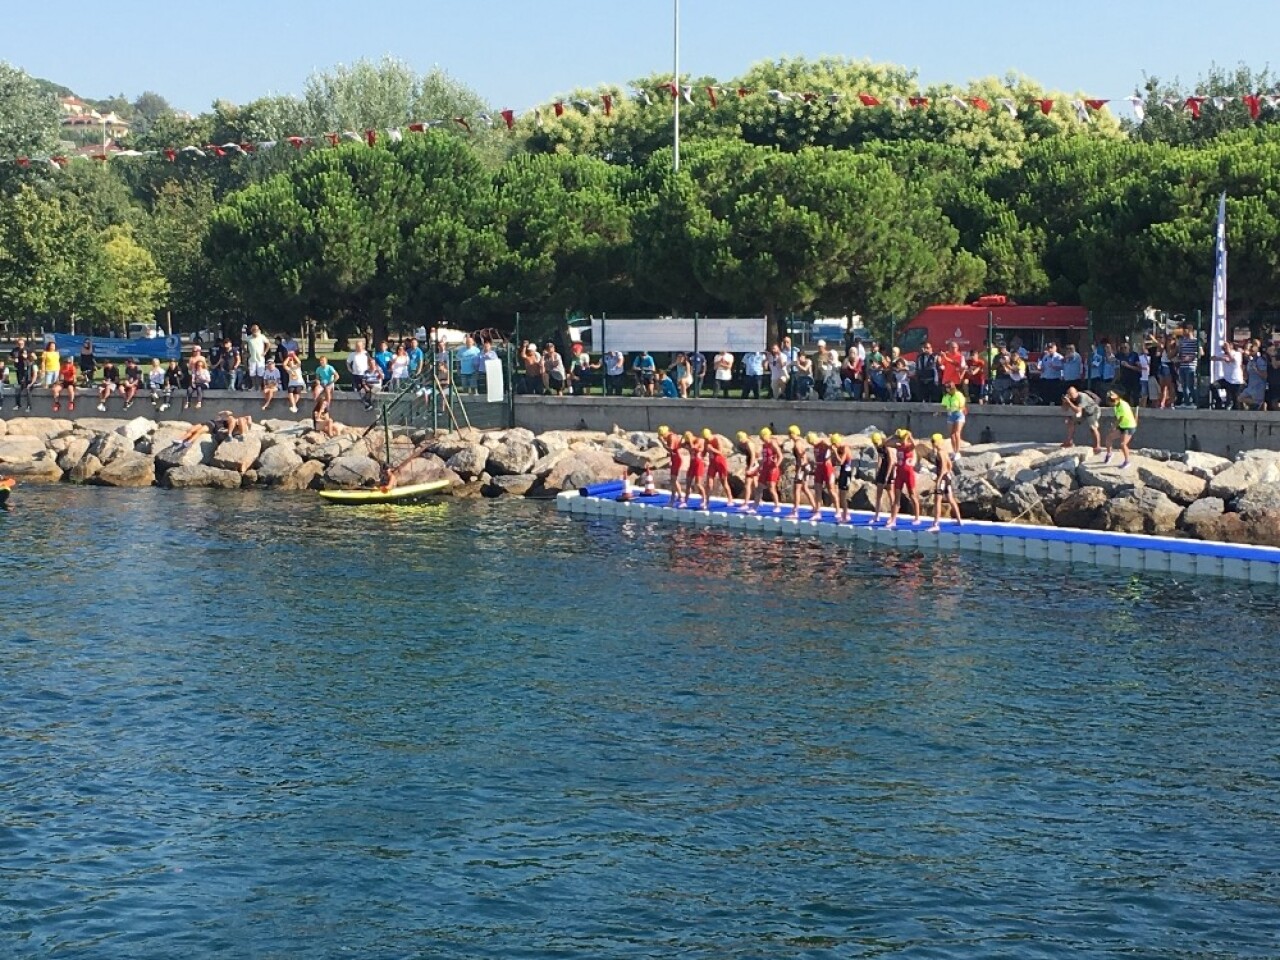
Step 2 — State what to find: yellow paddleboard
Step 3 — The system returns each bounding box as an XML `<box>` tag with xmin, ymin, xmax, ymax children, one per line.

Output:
<box><xmin>318</xmin><ymin>479</ymin><xmax>450</xmax><ymax>505</ymax></box>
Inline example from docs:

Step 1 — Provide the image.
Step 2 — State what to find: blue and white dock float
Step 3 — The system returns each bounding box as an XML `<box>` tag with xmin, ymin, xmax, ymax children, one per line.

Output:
<box><xmin>557</xmin><ymin>484</ymin><xmax>1280</xmax><ymax>585</ymax></box>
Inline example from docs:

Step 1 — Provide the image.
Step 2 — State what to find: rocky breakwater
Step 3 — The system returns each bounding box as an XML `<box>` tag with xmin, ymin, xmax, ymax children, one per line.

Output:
<box><xmin>4</xmin><ymin>415</ymin><xmax>1280</xmax><ymax>548</ymax></box>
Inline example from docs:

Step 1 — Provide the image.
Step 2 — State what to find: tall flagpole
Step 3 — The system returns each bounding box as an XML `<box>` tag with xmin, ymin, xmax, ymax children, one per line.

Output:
<box><xmin>673</xmin><ymin>0</ymin><xmax>681</xmax><ymax>172</ymax></box>
<box><xmin>1209</xmin><ymin>192</ymin><xmax>1228</xmax><ymax>384</ymax></box>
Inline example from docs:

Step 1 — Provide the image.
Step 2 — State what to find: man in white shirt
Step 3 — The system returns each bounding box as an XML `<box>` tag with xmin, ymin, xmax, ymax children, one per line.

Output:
<box><xmin>346</xmin><ymin>339</ymin><xmax>371</xmax><ymax>388</ymax></box>
<box><xmin>244</xmin><ymin>323</ymin><xmax>270</xmax><ymax>390</ymax></box>
<box><xmin>713</xmin><ymin>350</ymin><xmax>734</xmax><ymax>398</ymax></box>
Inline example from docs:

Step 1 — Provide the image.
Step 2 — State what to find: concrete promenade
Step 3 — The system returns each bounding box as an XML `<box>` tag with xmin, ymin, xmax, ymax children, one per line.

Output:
<box><xmin>514</xmin><ymin>396</ymin><xmax>1280</xmax><ymax>459</ymax></box>
<box><xmin>2</xmin><ymin>389</ymin><xmax>380</xmax><ymax>428</ymax></box>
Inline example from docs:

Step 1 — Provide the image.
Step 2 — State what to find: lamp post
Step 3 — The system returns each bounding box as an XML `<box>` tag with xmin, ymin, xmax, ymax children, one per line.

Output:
<box><xmin>673</xmin><ymin>0</ymin><xmax>680</xmax><ymax>172</ymax></box>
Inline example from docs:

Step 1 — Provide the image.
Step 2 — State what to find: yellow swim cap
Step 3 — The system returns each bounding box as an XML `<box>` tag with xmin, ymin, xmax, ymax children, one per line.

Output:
<box><xmin>683</xmin><ymin>430</ymin><xmax>694</xmax><ymax>441</ymax></box>
<box><xmin>895</xmin><ymin>428</ymin><xmax>909</xmax><ymax>439</ymax></box>
<box><xmin>736</xmin><ymin>431</ymin><xmax>748</xmax><ymax>442</ymax></box>
<box><xmin>806</xmin><ymin>431</ymin><xmax>818</xmax><ymax>444</ymax></box>
<box><xmin>760</xmin><ymin>427</ymin><xmax>773</xmax><ymax>439</ymax></box>
<box><xmin>788</xmin><ymin>425</ymin><xmax>801</xmax><ymax>436</ymax></box>
<box><xmin>701</xmin><ymin>428</ymin><xmax>713</xmax><ymax>439</ymax></box>
<box><xmin>658</xmin><ymin>425</ymin><xmax>670</xmax><ymax>437</ymax></box>
<box><xmin>931</xmin><ymin>433</ymin><xmax>944</xmax><ymax>444</ymax></box>
<box><xmin>871</xmin><ymin>432</ymin><xmax>884</xmax><ymax>446</ymax></box>
<box><xmin>830</xmin><ymin>433</ymin><xmax>843</xmax><ymax>445</ymax></box>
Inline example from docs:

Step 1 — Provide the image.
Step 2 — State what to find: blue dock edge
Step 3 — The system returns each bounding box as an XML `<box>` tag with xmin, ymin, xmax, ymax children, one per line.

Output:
<box><xmin>560</xmin><ymin>485</ymin><xmax>1280</xmax><ymax>585</ymax></box>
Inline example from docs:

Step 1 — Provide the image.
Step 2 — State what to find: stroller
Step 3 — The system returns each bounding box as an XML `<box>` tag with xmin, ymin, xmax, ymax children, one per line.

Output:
<box><xmin>1207</xmin><ymin>380</ymin><xmax>1232</xmax><ymax>410</ymax></box>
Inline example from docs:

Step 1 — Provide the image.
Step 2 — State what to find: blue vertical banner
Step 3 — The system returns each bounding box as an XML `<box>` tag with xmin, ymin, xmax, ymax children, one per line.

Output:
<box><xmin>1209</xmin><ymin>192</ymin><xmax>1228</xmax><ymax>384</ymax></box>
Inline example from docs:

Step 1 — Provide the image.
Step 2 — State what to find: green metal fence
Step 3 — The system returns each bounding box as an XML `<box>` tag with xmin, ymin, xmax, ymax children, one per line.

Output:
<box><xmin>373</xmin><ymin>343</ymin><xmax>515</xmax><ymax>432</ymax></box>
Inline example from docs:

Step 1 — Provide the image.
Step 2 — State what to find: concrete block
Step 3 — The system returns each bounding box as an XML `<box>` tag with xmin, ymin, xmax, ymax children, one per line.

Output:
<box><xmin>1070</xmin><ymin>542</ymin><xmax>1095</xmax><ymax>564</ymax></box>
<box><xmin>1221</xmin><ymin>558</ymin><xmax>1250</xmax><ymax>581</ymax></box>
<box><xmin>1118</xmin><ymin>547</ymin><xmax>1144</xmax><ymax>569</ymax></box>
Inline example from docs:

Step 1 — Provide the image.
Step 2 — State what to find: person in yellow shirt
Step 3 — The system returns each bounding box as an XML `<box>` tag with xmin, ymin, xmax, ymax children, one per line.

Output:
<box><xmin>1103</xmin><ymin>390</ymin><xmax>1138</xmax><ymax>468</ymax></box>
<box><xmin>40</xmin><ymin>342</ymin><xmax>61</xmax><ymax>388</ymax></box>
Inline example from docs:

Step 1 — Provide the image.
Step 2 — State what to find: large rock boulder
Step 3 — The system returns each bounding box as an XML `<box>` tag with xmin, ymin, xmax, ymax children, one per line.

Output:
<box><xmin>986</xmin><ymin>456</ymin><xmax>1040</xmax><ymax>492</ymax></box>
<box><xmin>994</xmin><ymin>482</ymin><xmax>1052</xmax><ymax>525</ymax></box>
<box><xmin>1101</xmin><ymin>488</ymin><xmax>1182</xmax><ymax>535</ymax></box>
<box><xmin>299</xmin><ymin>435</ymin><xmax>356</xmax><ymax>465</ymax></box>
<box><xmin>1053</xmin><ymin>486</ymin><xmax>1109</xmax><ymax>530</ymax></box>
<box><xmin>485</xmin><ymin>474</ymin><xmax>538</xmax><ymax>497</ymax></box>
<box><xmin>1179</xmin><ymin>497</ymin><xmax>1226</xmax><ymax>533</ymax></box>
<box><xmin>1208</xmin><ymin>458</ymin><xmax>1280</xmax><ymax>501</ymax></box>
<box><xmin>392</xmin><ymin>454</ymin><xmax>459</xmax><ymax>489</ymax></box>
<box><xmin>429</xmin><ymin>431</ymin><xmax>483</xmax><ymax>461</ymax></box>
<box><xmin>485</xmin><ymin>436</ymin><xmax>538</xmax><ymax>476</ymax></box>
<box><xmin>445</xmin><ymin>443</ymin><xmax>490</xmax><ymax>480</ymax></box>
<box><xmin>67</xmin><ymin>454</ymin><xmax>103</xmax><ymax>484</ymax></box>
<box><xmin>1075</xmin><ymin>460</ymin><xmax>1142</xmax><ymax>497</ymax></box>
<box><xmin>530</xmin><ymin>449</ymin><xmax>571</xmax><ymax>480</ymax></box>
<box><xmin>1136</xmin><ymin>461</ymin><xmax>1208</xmax><ymax>506</ymax></box>
<box><xmin>1184</xmin><ymin>510</ymin><xmax>1248</xmax><ymax>544</ymax></box>
<box><xmin>954</xmin><ymin>450</ymin><xmax>1002</xmax><ymax>476</ymax></box>
<box><xmin>55</xmin><ymin>436</ymin><xmax>92</xmax><ymax>473</ymax></box>
<box><xmin>276</xmin><ymin>460</ymin><xmax>326</xmax><ymax>492</ymax></box>
<box><xmin>1239</xmin><ymin>510</ymin><xmax>1280</xmax><ymax>548</ymax></box>
<box><xmin>1029</xmin><ymin>469</ymin><xmax>1078</xmax><ymax>512</ymax></box>
<box><xmin>115</xmin><ymin>416</ymin><xmax>157</xmax><ymax>445</ymax></box>
<box><xmin>255</xmin><ymin>444</ymin><xmax>305</xmax><ymax>485</ymax></box>
<box><xmin>541</xmin><ymin>448</ymin><xmax>621</xmax><ymax>493</ymax></box>
<box><xmin>628</xmin><ymin>431</ymin><xmax>661</xmax><ymax>451</ymax></box>
<box><xmin>2</xmin><ymin>418</ymin><xmax>72</xmax><ymax>443</ymax></box>
<box><xmin>87</xmin><ymin>431</ymin><xmax>132</xmax><ymax>466</ymax></box>
<box><xmin>1234</xmin><ymin>481</ymin><xmax>1280</xmax><ymax>518</ymax></box>
<box><xmin>211</xmin><ymin>436</ymin><xmax>263</xmax><ymax>474</ymax></box>
<box><xmin>164</xmin><ymin>464</ymin><xmax>244</xmax><ymax>489</ymax></box>
<box><xmin>154</xmin><ymin>436</ymin><xmax>214</xmax><ymax>470</ymax></box>
<box><xmin>3</xmin><ymin>451</ymin><xmax>64</xmax><ymax>483</ymax></box>
<box><xmin>326</xmin><ymin>454</ymin><xmax>382</xmax><ymax>488</ymax></box>
<box><xmin>0</xmin><ymin>435</ymin><xmax>49</xmax><ymax>463</ymax></box>
<box><xmin>92</xmin><ymin>451</ymin><xmax>156</xmax><ymax>488</ymax></box>
<box><xmin>614</xmin><ymin>446</ymin><xmax>668</xmax><ymax>471</ymax></box>
<box><xmin>952</xmin><ymin>474</ymin><xmax>1001</xmax><ymax>520</ymax></box>
<box><xmin>1179</xmin><ymin>451</ymin><xmax>1231</xmax><ymax>479</ymax></box>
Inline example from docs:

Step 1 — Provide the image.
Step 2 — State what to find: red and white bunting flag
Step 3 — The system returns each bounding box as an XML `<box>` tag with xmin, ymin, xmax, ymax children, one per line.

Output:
<box><xmin>51</xmin><ymin>156</ymin><xmax>68</xmax><ymax>167</ymax></box>
<box><xmin>801</xmin><ymin>92</ymin><xmax>818</xmax><ymax>103</ymax></box>
<box><xmin>1085</xmin><ymin>99</ymin><xmax>1109</xmax><ymax>111</ymax></box>
<box><xmin>453</xmin><ymin>117</ymin><xmax>471</xmax><ymax>132</ymax></box>
<box><xmin>572</xmin><ymin>99</ymin><xmax>593</xmax><ymax>113</ymax></box>
<box><xmin>1185</xmin><ymin>97</ymin><xmax>1206</xmax><ymax>119</ymax></box>
<box><xmin>706</xmin><ymin>86</ymin><xmax>718</xmax><ymax>108</ymax></box>
<box><xmin>1160</xmin><ymin>98</ymin><xmax>1181</xmax><ymax>112</ymax></box>
<box><xmin>633</xmin><ymin>87</ymin><xmax>652</xmax><ymax>106</ymax></box>
<box><xmin>908</xmin><ymin>96</ymin><xmax>929</xmax><ymax>109</ymax></box>
<box><xmin>1125</xmin><ymin>96</ymin><xmax>1145</xmax><ymax>121</ymax></box>
<box><xmin>825</xmin><ymin>94</ymin><xmax>841</xmax><ymax>104</ymax></box>
<box><xmin>500</xmin><ymin>109</ymin><xmax>515</xmax><ymax>129</ymax></box>
<box><xmin>365</xmin><ymin>129</ymin><xmax>377</xmax><ymax>146</ymax></box>
<box><xmin>666</xmin><ymin>82</ymin><xmax>679</xmax><ymax>100</ymax></box>
<box><xmin>890</xmin><ymin>97</ymin><xmax>907</xmax><ymax>113</ymax></box>
<box><xmin>969</xmin><ymin>97</ymin><xmax>990</xmax><ymax>111</ymax></box>
<box><xmin>945</xmin><ymin>95</ymin><xmax>967</xmax><ymax>109</ymax></box>
<box><xmin>553</xmin><ymin>101</ymin><xmax>565</xmax><ymax>117</ymax></box>
<box><xmin>1069</xmin><ymin>100</ymin><xmax>1089</xmax><ymax>123</ymax></box>
<box><xmin>1268</xmin><ymin>94</ymin><xmax>1280</xmax><ymax>108</ymax></box>
<box><xmin>996</xmin><ymin>98</ymin><xmax>1017</xmax><ymax>117</ymax></box>
<box><xmin>767</xmin><ymin>89</ymin><xmax>792</xmax><ymax>103</ymax></box>
<box><xmin>163</xmin><ymin>148</ymin><xmax>177</xmax><ymax>162</ymax></box>
<box><xmin>16</xmin><ymin>157</ymin><xmax>29</xmax><ymax>167</ymax></box>
<box><xmin>1034</xmin><ymin>99</ymin><xmax>1054</xmax><ymax>115</ymax></box>
<box><xmin>858</xmin><ymin>93</ymin><xmax>880</xmax><ymax>107</ymax></box>
<box><xmin>535</xmin><ymin>109</ymin><xmax>543</xmax><ymax>128</ymax></box>
<box><xmin>1211</xmin><ymin>96</ymin><xmax>1233</xmax><ymax>110</ymax></box>
<box><xmin>602</xmin><ymin>95</ymin><xmax>613</xmax><ymax>116</ymax></box>
<box><xmin>1242</xmin><ymin>94</ymin><xmax>1261</xmax><ymax>119</ymax></box>
<box><xmin>736</xmin><ymin>87</ymin><xmax>751</xmax><ymax>99</ymax></box>
<box><xmin>681</xmin><ymin>85</ymin><xmax>694</xmax><ymax>105</ymax></box>
<box><xmin>386</xmin><ymin>129</ymin><xmax>402</xmax><ymax>142</ymax></box>
<box><xmin>179</xmin><ymin>146</ymin><xmax>205</xmax><ymax>158</ymax></box>
<box><xmin>256</xmin><ymin>141</ymin><xmax>276</xmax><ymax>151</ymax></box>
<box><xmin>407</xmin><ymin>123</ymin><xmax>426</xmax><ymax>133</ymax></box>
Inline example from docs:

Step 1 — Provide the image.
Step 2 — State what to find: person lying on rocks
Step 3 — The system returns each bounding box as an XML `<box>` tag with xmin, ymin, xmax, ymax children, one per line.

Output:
<box><xmin>173</xmin><ymin>411</ymin><xmax>253</xmax><ymax>449</ymax></box>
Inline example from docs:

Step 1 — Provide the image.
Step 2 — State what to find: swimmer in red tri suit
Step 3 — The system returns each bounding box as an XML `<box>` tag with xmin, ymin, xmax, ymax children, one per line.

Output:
<box><xmin>787</xmin><ymin>425</ymin><xmax>818</xmax><ymax>521</ymax></box>
<box><xmin>810</xmin><ymin>431</ymin><xmax>836</xmax><ymax>523</ymax></box>
<box><xmin>658</xmin><ymin>425</ymin><xmax>685</xmax><ymax>505</ymax></box>
<box><xmin>870</xmin><ymin>432</ymin><xmax>894</xmax><ymax>524</ymax></box>
<box><xmin>753</xmin><ymin>427</ymin><xmax>782</xmax><ymax>512</ymax></box>
<box><xmin>702</xmin><ymin>429</ymin><xmax>733</xmax><ymax>506</ymax></box>
<box><xmin>735</xmin><ymin>431</ymin><xmax>758</xmax><ymax>508</ymax></box>
<box><xmin>831</xmin><ymin>433</ymin><xmax>855</xmax><ymax>523</ymax></box>
<box><xmin>683</xmin><ymin>430</ymin><xmax>709</xmax><ymax>510</ymax></box>
<box><xmin>928</xmin><ymin>432</ymin><xmax>962</xmax><ymax>532</ymax></box>
<box><xmin>886</xmin><ymin>428</ymin><xmax>922</xmax><ymax>529</ymax></box>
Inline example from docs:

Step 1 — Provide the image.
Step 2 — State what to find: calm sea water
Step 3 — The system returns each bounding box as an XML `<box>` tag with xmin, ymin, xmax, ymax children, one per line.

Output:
<box><xmin>2</xmin><ymin>487</ymin><xmax>1279</xmax><ymax>959</ymax></box>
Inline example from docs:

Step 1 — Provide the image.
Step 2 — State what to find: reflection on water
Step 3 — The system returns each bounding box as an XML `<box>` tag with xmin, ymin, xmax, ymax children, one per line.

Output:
<box><xmin>1</xmin><ymin>487</ymin><xmax>1279</xmax><ymax>959</ymax></box>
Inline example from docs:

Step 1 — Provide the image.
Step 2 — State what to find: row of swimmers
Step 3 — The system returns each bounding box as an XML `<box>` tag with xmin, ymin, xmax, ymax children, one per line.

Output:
<box><xmin>649</xmin><ymin>425</ymin><xmax>962</xmax><ymax>532</ymax></box>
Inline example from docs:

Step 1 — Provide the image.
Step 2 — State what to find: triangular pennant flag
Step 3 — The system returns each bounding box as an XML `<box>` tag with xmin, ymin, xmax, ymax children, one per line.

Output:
<box><xmin>602</xmin><ymin>94</ymin><xmax>613</xmax><ymax>117</ymax></box>
<box><xmin>908</xmin><ymin>96</ymin><xmax>929</xmax><ymax>109</ymax></box>
<box><xmin>1243</xmin><ymin>94</ymin><xmax>1261</xmax><ymax>119</ymax></box>
<box><xmin>706</xmin><ymin>86</ymin><xmax>718</xmax><ymax>108</ymax></box>
<box><xmin>16</xmin><ymin>157</ymin><xmax>29</xmax><ymax>167</ymax></box>
<box><xmin>452</xmin><ymin>117</ymin><xmax>471</xmax><ymax>132</ymax></box>
<box><xmin>1126</xmin><ymin>96</ymin><xmax>1145</xmax><ymax>122</ymax></box>
<box><xmin>535</xmin><ymin>108</ymin><xmax>544</xmax><ymax>128</ymax></box>
<box><xmin>946</xmin><ymin>95</ymin><xmax>968</xmax><ymax>109</ymax></box>
<box><xmin>386</xmin><ymin>129</ymin><xmax>402</xmax><ymax>142</ymax></box>
<box><xmin>997</xmin><ymin>98</ymin><xmax>1017</xmax><ymax>117</ymax></box>
<box><xmin>767</xmin><ymin>89</ymin><xmax>792</xmax><ymax>103</ymax></box>
<box><xmin>287</xmin><ymin>136</ymin><xmax>306</xmax><ymax>148</ymax></box>
<box><xmin>681</xmin><ymin>85</ymin><xmax>694</xmax><ymax>105</ymax></box>
<box><xmin>1085</xmin><ymin>99</ymin><xmax>1109</xmax><ymax>111</ymax></box>
<box><xmin>553</xmin><ymin>101</ymin><xmax>565</xmax><ymax>118</ymax></box>
<box><xmin>407</xmin><ymin>123</ymin><xmax>426</xmax><ymax>134</ymax></box>
<box><xmin>1034</xmin><ymin>99</ymin><xmax>1054</xmax><ymax>115</ymax></box>
<box><xmin>365</xmin><ymin>129</ymin><xmax>377</xmax><ymax>146</ymax></box>
<box><xmin>1185</xmin><ymin>97</ymin><xmax>1206</xmax><ymax>119</ymax></box>
<box><xmin>341</xmin><ymin>132</ymin><xmax>361</xmax><ymax>142</ymax></box>
<box><xmin>163</xmin><ymin>148</ymin><xmax>176</xmax><ymax>162</ymax></box>
<box><xmin>206</xmin><ymin>144</ymin><xmax>226</xmax><ymax>157</ymax></box>
<box><xmin>890</xmin><ymin>97</ymin><xmax>907</xmax><ymax>113</ymax></box>
<box><xmin>325</xmin><ymin>133</ymin><xmax>340</xmax><ymax>146</ymax></box>
<box><xmin>633</xmin><ymin>87</ymin><xmax>652</xmax><ymax>106</ymax></box>
<box><xmin>500</xmin><ymin>109</ymin><xmax>515</xmax><ymax>130</ymax></box>
<box><xmin>1160</xmin><ymin>98</ymin><xmax>1181</xmax><ymax>112</ymax></box>
<box><xmin>858</xmin><ymin>93</ymin><xmax>881</xmax><ymax>107</ymax></box>
<box><xmin>256</xmin><ymin>141</ymin><xmax>275</xmax><ymax>151</ymax></box>
<box><xmin>1269</xmin><ymin>94</ymin><xmax>1280</xmax><ymax>108</ymax></box>
<box><xmin>476</xmin><ymin>113</ymin><xmax>494</xmax><ymax>127</ymax></box>
<box><xmin>572</xmin><ymin>99</ymin><xmax>593</xmax><ymax>113</ymax></box>
<box><xmin>179</xmin><ymin>146</ymin><xmax>205</xmax><ymax>158</ymax></box>
<box><xmin>666</xmin><ymin>82</ymin><xmax>679</xmax><ymax>100</ymax></box>
<box><xmin>801</xmin><ymin>92</ymin><xmax>818</xmax><ymax>103</ymax></box>
<box><xmin>969</xmin><ymin>97</ymin><xmax>990</xmax><ymax>111</ymax></box>
<box><xmin>1211</xmin><ymin>96</ymin><xmax>1232</xmax><ymax>110</ymax></box>
<box><xmin>1069</xmin><ymin>99</ymin><xmax>1089</xmax><ymax>123</ymax></box>
<box><xmin>825</xmin><ymin>94</ymin><xmax>841</xmax><ymax>104</ymax></box>
<box><xmin>50</xmin><ymin>156</ymin><xmax>68</xmax><ymax>168</ymax></box>
<box><xmin>736</xmin><ymin>87</ymin><xmax>751</xmax><ymax>99</ymax></box>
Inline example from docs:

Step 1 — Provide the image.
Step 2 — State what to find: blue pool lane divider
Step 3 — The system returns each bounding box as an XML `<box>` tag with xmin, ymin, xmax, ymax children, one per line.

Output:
<box><xmin>557</xmin><ymin>488</ymin><xmax>1280</xmax><ymax>584</ymax></box>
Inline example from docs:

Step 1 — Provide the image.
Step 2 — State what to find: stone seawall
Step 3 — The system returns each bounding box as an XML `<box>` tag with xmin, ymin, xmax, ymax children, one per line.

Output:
<box><xmin>2</xmin><ymin>414</ymin><xmax>1280</xmax><ymax>549</ymax></box>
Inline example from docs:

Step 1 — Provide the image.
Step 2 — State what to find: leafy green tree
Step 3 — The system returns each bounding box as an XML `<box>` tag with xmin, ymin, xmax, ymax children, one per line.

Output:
<box><xmin>0</xmin><ymin>61</ymin><xmax>60</xmax><ymax>164</ymax></box>
<box><xmin>1130</xmin><ymin>63</ymin><xmax>1280</xmax><ymax>146</ymax></box>
<box><xmin>91</xmin><ymin>225</ymin><xmax>169</xmax><ymax>330</ymax></box>
<box><xmin>139</xmin><ymin>178</ymin><xmax>226</xmax><ymax>329</ymax></box>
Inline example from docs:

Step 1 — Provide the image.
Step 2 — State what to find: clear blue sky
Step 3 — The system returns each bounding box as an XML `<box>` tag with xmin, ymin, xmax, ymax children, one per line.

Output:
<box><xmin>4</xmin><ymin>0</ymin><xmax>1274</xmax><ymax>114</ymax></box>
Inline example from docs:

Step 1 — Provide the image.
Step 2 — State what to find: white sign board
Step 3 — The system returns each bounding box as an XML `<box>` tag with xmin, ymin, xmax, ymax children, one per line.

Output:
<box><xmin>591</xmin><ymin>317</ymin><xmax>768</xmax><ymax>353</ymax></box>
<box><xmin>484</xmin><ymin>358</ymin><xmax>505</xmax><ymax>403</ymax></box>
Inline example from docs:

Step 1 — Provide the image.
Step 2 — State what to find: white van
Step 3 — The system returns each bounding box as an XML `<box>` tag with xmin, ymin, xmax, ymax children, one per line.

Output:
<box><xmin>127</xmin><ymin>322</ymin><xmax>160</xmax><ymax>339</ymax></box>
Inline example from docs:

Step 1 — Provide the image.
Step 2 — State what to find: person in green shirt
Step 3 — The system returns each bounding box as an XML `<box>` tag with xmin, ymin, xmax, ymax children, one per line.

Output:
<box><xmin>939</xmin><ymin>381</ymin><xmax>968</xmax><ymax>457</ymax></box>
<box><xmin>1103</xmin><ymin>389</ymin><xmax>1137</xmax><ymax>468</ymax></box>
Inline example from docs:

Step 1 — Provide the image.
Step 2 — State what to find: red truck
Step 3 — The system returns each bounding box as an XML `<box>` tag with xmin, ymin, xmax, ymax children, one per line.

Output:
<box><xmin>897</xmin><ymin>296</ymin><xmax>1089</xmax><ymax>359</ymax></box>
